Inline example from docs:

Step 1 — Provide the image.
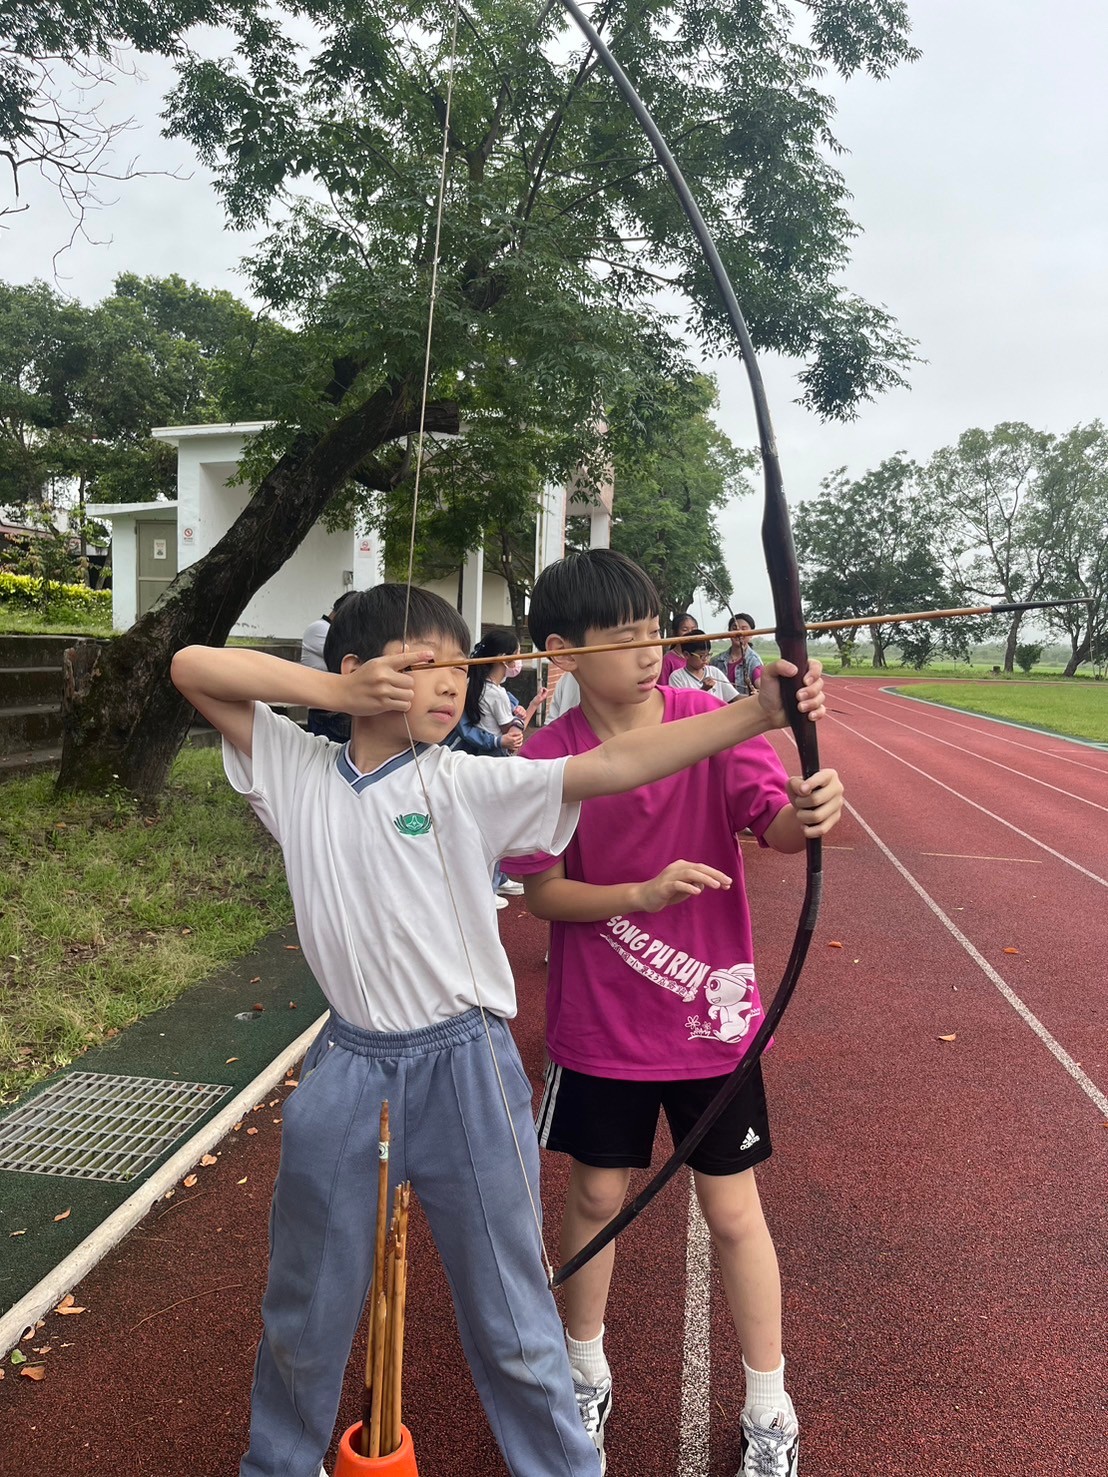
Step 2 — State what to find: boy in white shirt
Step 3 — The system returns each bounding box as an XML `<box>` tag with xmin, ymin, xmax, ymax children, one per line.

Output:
<box><xmin>170</xmin><ymin>583</ymin><xmax>828</xmax><ymax>1477</ymax></box>
<box><xmin>668</xmin><ymin>628</ymin><xmax>740</xmax><ymax>702</ymax></box>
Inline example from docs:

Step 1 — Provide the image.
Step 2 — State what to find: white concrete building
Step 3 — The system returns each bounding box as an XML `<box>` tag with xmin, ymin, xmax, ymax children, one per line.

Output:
<box><xmin>88</xmin><ymin>421</ymin><xmax>611</xmax><ymax>640</ymax></box>
<box><xmin>88</xmin><ymin>423</ymin><xmax>384</xmax><ymax>638</ymax></box>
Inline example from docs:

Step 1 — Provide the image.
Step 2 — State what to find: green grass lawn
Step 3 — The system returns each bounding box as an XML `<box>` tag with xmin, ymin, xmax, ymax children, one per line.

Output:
<box><xmin>887</xmin><ymin>682</ymin><xmax>1108</xmax><ymax>744</ymax></box>
<box><xmin>0</xmin><ymin>749</ymin><xmax>292</xmax><ymax>1103</ymax></box>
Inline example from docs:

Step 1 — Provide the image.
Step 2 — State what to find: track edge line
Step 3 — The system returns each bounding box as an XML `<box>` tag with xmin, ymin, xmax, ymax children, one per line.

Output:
<box><xmin>0</xmin><ymin>1011</ymin><xmax>329</xmax><ymax>1358</ymax></box>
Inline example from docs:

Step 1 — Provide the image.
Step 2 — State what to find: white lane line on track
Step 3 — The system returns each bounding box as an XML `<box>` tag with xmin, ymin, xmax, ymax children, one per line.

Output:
<box><xmin>830</xmin><ymin>716</ymin><xmax>1108</xmax><ymax>891</ymax></box>
<box><xmin>678</xmin><ymin>1181</ymin><xmax>712</xmax><ymax>1477</ymax></box>
<box><xmin>847</xmin><ymin>800</ymin><xmax>1108</xmax><ymax>1118</ymax></box>
<box><xmin>865</xmin><ymin>685</ymin><xmax>1108</xmax><ymax>771</ymax></box>
<box><xmin>831</xmin><ymin>690</ymin><xmax>1108</xmax><ymax>816</ymax></box>
<box><xmin>920</xmin><ymin>852</ymin><xmax>1042</xmax><ymax>863</ymax></box>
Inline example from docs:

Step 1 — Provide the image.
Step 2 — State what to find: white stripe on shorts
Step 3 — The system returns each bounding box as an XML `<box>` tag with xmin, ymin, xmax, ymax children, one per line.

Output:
<box><xmin>536</xmin><ymin>1060</ymin><xmax>562</xmax><ymax>1148</ymax></box>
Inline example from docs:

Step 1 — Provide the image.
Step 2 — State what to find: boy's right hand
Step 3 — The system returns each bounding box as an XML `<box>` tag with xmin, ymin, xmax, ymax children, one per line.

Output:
<box><xmin>339</xmin><ymin>651</ymin><xmax>434</xmax><ymax>715</ymax></box>
<box><xmin>636</xmin><ymin>860</ymin><xmax>732</xmax><ymax>913</ymax></box>
<box><xmin>501</xmin><ymin>728</ymin><xmax>524</xmax><ymax>753</ymax></box>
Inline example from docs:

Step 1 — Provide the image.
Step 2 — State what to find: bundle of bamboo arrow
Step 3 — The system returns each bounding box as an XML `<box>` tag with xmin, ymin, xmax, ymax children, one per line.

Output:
<box><xmin>360</xmin><ymin>1102</ymin><xmax>412</xmax><ymax>1459</ymax></box>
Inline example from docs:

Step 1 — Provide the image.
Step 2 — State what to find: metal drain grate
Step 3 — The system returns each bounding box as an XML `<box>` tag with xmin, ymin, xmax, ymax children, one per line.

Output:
<box><xmin>0</xmin><ymin>1072</ymin><xmax>231</xmax><ymax>1182</ymax></box>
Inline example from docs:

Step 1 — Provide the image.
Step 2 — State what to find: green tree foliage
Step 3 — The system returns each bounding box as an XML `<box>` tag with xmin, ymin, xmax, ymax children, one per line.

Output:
<box><xmin>48</xmin><ymin>0</ymin><xmax>922</xmax><ymax>796</ymax></box>
<box><xmin>920</xmin><ymin>422</ymin><xmax>1052</xmax><ymax>671</ymax></box>
<box><xmin>1026</xmin><ymin>422</ymin><xmax>1108</xmax><ymax>677</ymax></box>
<box><xmin>603</xmin><ymin>374</ymin><xmax>751</xmax><ymax>627</ymax></box>
<box><xmin>794</xmin><ymin>455</ymin><xmax>967</xmax><ymax>668</ymax></box>
<box><xmin>1014</xmin><ymin>642</ymin><xmax>1043</xmax><ymax>675</ymax></box>
<box><xmin>0</xmin><ymin>274</ymin><xmax>284</xmax><ymax>528</ymax></box>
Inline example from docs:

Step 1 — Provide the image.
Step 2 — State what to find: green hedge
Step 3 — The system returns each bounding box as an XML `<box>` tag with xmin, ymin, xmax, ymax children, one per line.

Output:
<box><xmin>0</xmin><ymin>570</ymin><xmax>111</xmax><ymax>614</ymax></box>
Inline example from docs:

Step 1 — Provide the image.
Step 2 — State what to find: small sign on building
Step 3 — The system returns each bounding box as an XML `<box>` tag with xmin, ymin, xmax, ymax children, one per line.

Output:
<box><xmin>153</xmin><ymin>538</ymin><xmax>167</xmax><ymax>560</ymax></box>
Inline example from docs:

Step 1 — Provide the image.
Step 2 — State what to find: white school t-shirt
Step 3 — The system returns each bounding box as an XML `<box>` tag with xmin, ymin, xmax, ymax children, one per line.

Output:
<box><xmin>668</xmin><ymin>664</ymin><xmax>740</xmax><ymax>704</ymax></box>
<box><xmin>478</xmin><ymin>681</ymin><xmax>516</xmax><ymax>735</ymax></box>
<box><xmin>223</xmin><ymin>702</ymin><xmax>578</xmax><ymax>1031</ymax></box>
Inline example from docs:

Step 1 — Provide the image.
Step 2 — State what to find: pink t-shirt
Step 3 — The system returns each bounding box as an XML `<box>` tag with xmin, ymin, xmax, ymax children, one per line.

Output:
<box><xmin>506</xmin><ymin>687</ymin><xmax>792</xmax><ymax>1081</ymax></box>
<box><xmin>659</xmin><ymin>648</ymin><xmax>687</xmax><ymax>685</ymax></box>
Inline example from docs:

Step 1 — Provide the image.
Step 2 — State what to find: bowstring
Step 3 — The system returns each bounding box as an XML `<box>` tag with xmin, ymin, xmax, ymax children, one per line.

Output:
<box><xmin>398</xmin><ymin>0</ymin><xmax>554</xmax><ymax>1282</ymax></box>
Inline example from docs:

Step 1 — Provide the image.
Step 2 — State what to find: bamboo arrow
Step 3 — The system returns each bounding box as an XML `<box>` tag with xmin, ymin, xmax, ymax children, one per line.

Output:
<box><xmin>412</xmin><ymin>597</ymin><xmax>1092</xmax><ymax>670</ymax></box>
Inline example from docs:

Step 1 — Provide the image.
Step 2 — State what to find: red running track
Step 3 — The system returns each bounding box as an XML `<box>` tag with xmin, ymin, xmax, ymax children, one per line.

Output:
<box><xmin>1</xmin><ymin>680</ymin><xmax>1105</xmax><ymax>1474</ymax></box>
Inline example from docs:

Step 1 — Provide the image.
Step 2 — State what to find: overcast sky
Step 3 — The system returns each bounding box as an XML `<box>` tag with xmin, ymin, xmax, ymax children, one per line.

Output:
<box><xmin>4</xmin><ymin>2</ymin><xmax>1106</xmax><ymax>632</ymax></box>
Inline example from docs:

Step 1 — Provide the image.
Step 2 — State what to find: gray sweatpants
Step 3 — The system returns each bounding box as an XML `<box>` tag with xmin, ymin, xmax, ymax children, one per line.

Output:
<box><xmin>240</xmin><ymin>1009</ymin><xmax>600</xmax><ymax>1477</ymax></box>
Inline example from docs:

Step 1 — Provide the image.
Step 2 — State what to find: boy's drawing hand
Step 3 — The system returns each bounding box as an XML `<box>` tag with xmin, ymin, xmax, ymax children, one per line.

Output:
<box><xmin>756</xmin><ymin>659</ymin><xmax>825</xmax><ymax>728</ymax></box>
<box><xmin>341</xmin><ymin>651</ymin><xmax>434</xmax><ymax>715</ymax></box>
<box><xmin>787</xmin><ymin>768</ymin><xmax>844</xmax><ymax>838</ymax></box>
<box><xmin>637</xmin><ymin>860</ymin><xmax>732</xmax><ymax>913</ymax></box>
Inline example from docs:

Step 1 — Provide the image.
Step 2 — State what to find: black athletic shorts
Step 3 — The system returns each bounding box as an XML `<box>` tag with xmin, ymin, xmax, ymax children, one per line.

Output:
<box><xmin>536</xmin><ymin>1058</ymin><xmax>771</xmax><ymax>1176</ymax></box>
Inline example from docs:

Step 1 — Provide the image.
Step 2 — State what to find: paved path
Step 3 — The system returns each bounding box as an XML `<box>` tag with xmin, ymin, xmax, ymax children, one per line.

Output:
<box><xmin>1</xmin><ymin>681</ymin><xmax>1105</xmax><ymax>1474</ymax></box>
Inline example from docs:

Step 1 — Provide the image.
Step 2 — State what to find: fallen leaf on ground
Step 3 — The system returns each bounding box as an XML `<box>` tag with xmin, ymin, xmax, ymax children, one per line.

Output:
<box><xmin>53</xmin><ymin>1209</ymin><xmax>71</xmax><ymax>1222</ymax></box>
<box><xmin>9</xmin><ymin>1229</ymin><xmax>26</xmax><ymax>1237</ymax></box>
<box><xmin>827</xmin><ymin>940</ymin><xmax>843</xmax><ymax>948</ymax></box>
<box><xmin>10</xmin><ymin>1348</ymin><xmax>26</xmax><ymax>1364</ymax></box>
<box><xmin>180</xmin><ymin>927</ymin><xmax>191</xmax><ymax>936</ymax></box>
<box><xmin>226</xmin><ymin>1057</ymin><xmax>239</xmax><ymax>1064</ymax></box>
<box><xmin>20</xmin><ymin>1365</ymin><xmax>46</xmax><ymax>1381</ymax></box>
<box><xmin>54</xmin><ymin>1295</ymin><xmax>86</xmax><ymax>1315</ymax></box>
<box><xmin>33</xmin><ymin>1346</ymin><xmax>51</xmax><ymax>1355</ymax></box>
<box><xmin>273</xmin><ymin>1118</ymin><xmax>282</xmax><ymax>1125</ymax></box>
<box><xmin>200</xmin><ymin>1154</ymin><xmax>218</xmax><ymax>1167</ymax></box>
<box><xmin>1003</xmin><ymin>946</ymin><xmax>1020</xmax><ymax>955</ymax></box>
<box><xmin>246</xmin><ymin>1126</ymin><xmax>259</xmax><ymax>1136</ymax></box>
<box><xmin>233</xmin><ymin>1122</ymin><xmax>243</xmax><ymax>1131</ymax></box>
<box><xmin>284</xmin><ymin>1079</ymin><xmax>298</xmax><ymax>1088</ymax></box>
<box><xmin>237</xmin><ymin>1177</ymin><xmax>248</xmax><ymax>1185</ymax></box>
<box><xmin>252</xmin><ymin>1003</ymin><xmax>264</xmax><ymax>1012</ymax></box>
<box><xmin>288</xmin><ymin>1001</ymin><xmax>297</xmax><ymax>1009</ymax></box>
<box><xmin>182</xmin><ymin>1174</ymin><xmax>198</xmax><ymax>1188</ymax></box>
<box><xmin>268</xmin><ymin>1100</ymin><xmax>279</xmax><ymax>1107</ymax></box>
<box><xmin>249</xmin><ymin>977</ymin><xmax>261</xmax><ymax>984</ymax></box>
<box><xmin>938</xmin><ymin>1034</ymin><xmax>957</xmax><ymax>1043</ymax></box>
<box><xmin>284</xmin><ymin>944</ymin><xmax>300</xmax><ymax>951</ymax></box>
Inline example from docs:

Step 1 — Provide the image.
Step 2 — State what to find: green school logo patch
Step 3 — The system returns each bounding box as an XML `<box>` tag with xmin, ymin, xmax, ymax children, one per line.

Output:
<box><xmin>393</xmin><ymin>812</ymin><xmax>432</xmax><ymax>837</ymax></box>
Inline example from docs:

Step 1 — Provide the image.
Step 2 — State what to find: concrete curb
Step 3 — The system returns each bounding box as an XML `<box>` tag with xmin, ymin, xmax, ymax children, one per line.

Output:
<box><xmin>0</xmin><ymin>1011</ymin><xmax>327</xmax><ymax>1358</ymax></box>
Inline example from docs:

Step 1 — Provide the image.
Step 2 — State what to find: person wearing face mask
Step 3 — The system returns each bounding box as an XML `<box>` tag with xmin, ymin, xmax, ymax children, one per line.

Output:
<box><xmin>465</xmin><ymin>629</ymin><xmax>549</xmax><ymax>902</ymax></box>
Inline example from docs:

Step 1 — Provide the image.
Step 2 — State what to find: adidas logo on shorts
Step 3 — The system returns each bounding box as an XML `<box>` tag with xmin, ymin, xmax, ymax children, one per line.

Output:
<box><xmin>740</xmin><ymin>1127</ymin><xmax>761</xmax><ymax>1151</ymax></box>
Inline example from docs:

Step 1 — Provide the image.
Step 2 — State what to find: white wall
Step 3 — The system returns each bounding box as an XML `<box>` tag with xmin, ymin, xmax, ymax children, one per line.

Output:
<box><xmin>108</xmin><ymin>514</ymin><xmax>138</xmax><ymax>630</ymax></box>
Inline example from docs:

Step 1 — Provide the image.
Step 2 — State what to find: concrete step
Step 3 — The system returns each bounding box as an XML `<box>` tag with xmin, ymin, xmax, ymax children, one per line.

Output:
<box><xmin>0</xmin><ymin>744</ymin><xmax>61</xmax><ymax>779</ymax></box>
<box><xmin>0</xmin><ymin>634</ymin><xmax>99</xmax><ymax>668</ymax></box>
<box><xmin>0</xmin><ymin>703</ymin><xmax>62</xmax><ymax>755</ymax></box>
<box><xmin>0</xmin><ymin>666</ymin><xmax>63</xmax><ymax>705</ymax></box>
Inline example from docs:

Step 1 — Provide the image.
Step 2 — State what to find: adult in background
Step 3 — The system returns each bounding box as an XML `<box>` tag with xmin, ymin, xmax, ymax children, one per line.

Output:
<box><xmin>723</xmin><ymin>613</ymin><xmax>764</xmax><ymax>697</ymax></box>
<box><xmin>659</xmin><ymin>611</ymin><xmax>698</xmax><ymax>685</ymax></box>
<box><xmin>301</xmin><ymin>591</ymin><xmax>357</xmax><ymax>741</ymax></box>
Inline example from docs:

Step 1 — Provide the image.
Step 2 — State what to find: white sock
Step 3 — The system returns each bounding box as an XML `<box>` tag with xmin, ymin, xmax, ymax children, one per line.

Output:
<box><xmin>743</xmin><ymin>1355</ymin><xmax>788</xmax><ymax>1417</ymax></box>
<box><xmin>566</xmin><ymin>1325</ymin><xmax>610</xmax><ymax>1387</ymax></box>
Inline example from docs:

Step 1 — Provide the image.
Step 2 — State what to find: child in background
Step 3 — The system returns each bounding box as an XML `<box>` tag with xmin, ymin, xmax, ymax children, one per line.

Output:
<box><xmin>170</xmin><ymin>580</ymin><xmax>829</xmax><ymax>1477</ymax></box>
<box><xmin>505</xmin><ymin>551</ymin><xmax>843</xmax><ymax>1477</ymax></box>
<box><xmin>658</xmin><ymin>611</ymin><xmax>698</xmax><ymax>685</ymax></box>
<box><xmin>466</xmin><ymin>628</ymin><xmax>548</xmax><ymax>900</ymax></box>
<box><xmin>725</xmin><ymin>613</ymin><xmax>764</xmax><ymax>696</ymax></box>
<box><xmin>469</xmin><ymin>627</ymin><xmax>548</xmax><ymax>740</ymax></box>
<box><xmin>668</xmin><ymin>628</ymin><xmax>740</xmax><ymax>702</ymax></box>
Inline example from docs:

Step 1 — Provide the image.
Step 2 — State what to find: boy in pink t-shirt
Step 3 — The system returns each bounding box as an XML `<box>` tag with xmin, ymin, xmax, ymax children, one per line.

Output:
<box><xmin>505</xmin><ymin>551</ymin><xmax>843</xmax><ymax>1477</ymax></box>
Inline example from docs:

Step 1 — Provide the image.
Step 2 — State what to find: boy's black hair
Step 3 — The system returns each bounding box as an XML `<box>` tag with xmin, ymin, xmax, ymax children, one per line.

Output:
<box><xmin>464</xmin><ymin>626</ymin><xmax>520</xmax><ymax>724</ymax></box>
<box><xmin>330</xmin><ymin>590</ymin><xmax>358</xmax><ymax>617</ymax></box>
<box><xmin>684</xmin><ymin>627</ymin><xmax>712</xmax><ymax>658</ymax></box>
<box><xmin>728</xmin><ymin>611</ymin><xmax>756</xmax><ymax>630</ymax></box>
<box><xmin>323</xmin><ymin>584</ymin><xmax>471</xmax><ymax>673</ymax></box>
<box><xmin>528</xmin><ymin>549</ymin><xmax>660</xmax><ymax>651</ymax></box>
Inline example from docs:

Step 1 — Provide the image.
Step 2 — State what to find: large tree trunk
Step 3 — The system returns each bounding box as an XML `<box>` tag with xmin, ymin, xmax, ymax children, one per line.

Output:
<box><xmin>1003</xmin><ymin>614</ymin><xmax>1022</xmax><ymax>673</ymax></box>
<box><xmin>1063</xmin><ymin>632</ymin><xmax>1090</xmax><ymax>677</ymax></box>
<box><xmin>56</xmin><ymin>385</ymin><xmax>458</xmax><ymax>799</ymax></box>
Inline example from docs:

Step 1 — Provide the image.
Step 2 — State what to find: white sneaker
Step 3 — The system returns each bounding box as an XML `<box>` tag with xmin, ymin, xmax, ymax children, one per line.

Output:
<box><xmin>497</xmin><ymin>878</ymin><xmax>525</xmax><ymax>896</ymax></box>
<box><xmin>572</xmin><ymin>1373</ymin><xmax>611</xmax><ymax>1475</ymax></box>
<box><xmin>739</xmin><ymin>1400</ymin><xmax>799</xmax><ymax>1476</ymax></box>
<box><xmin>495</xmin><ymin>894</ymin><xmax>509</xmax><ymax>910</ymax></box>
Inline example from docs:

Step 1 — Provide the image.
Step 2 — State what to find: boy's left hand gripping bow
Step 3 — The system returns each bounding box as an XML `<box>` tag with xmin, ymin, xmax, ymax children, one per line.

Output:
<box><xmin>551</xmin><ymin>0</ymin><xmax>822</xmax><ymax>1286</ymax></box>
